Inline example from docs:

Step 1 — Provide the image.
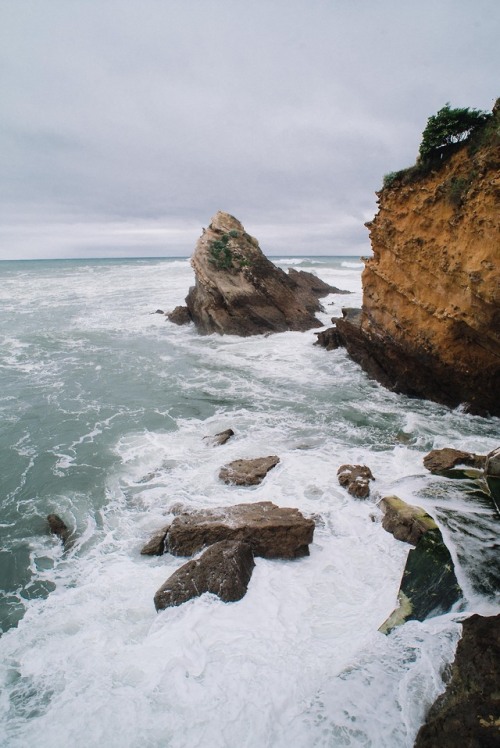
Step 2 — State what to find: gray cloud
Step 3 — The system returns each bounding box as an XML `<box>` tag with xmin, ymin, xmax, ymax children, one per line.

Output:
<box><xmin>0</xmin><ymin>0</ymin><xmax>498</xmax><ymax>258</ymax></box>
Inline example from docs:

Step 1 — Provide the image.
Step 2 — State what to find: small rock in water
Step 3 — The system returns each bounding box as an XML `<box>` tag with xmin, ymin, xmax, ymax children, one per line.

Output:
<box><xmin>379</xmin><ymin>495</ymin><xmax>437</xmax><ymax>545</ymax></box>
<box><xmin>47</xmin><ymin>513</ymin><xmax>69</xmax><ymax>544</ymax></box>
<box><xmin>219</xmin><ymin>455</ymin><xmax>279</xmax><ymax>486</ymax></box>
<box><xmin>337</xmin><ymin>464</ymin><xmax>375</xmax><ymax>498</ymax></box>
<box><xmin>154</xmin><ymin>539</ymin><xmax>255</xmax><ymax>610</ymax></box>
<box><xmin>140</xmin><ymin>525</ymin><xmax>170</xmax><ymax>556</ymax></box>
<box><xmin>204</xmin><ymin>428</ymin><xmax>234</xmax><ymax>446</ymax></box>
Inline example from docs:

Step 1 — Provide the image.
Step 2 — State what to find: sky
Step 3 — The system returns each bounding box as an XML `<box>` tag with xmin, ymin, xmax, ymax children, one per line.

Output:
<box><xmin>0</xmin><ymin>0</ymin><xmax>498</xmax><ymax>259</ymax></box>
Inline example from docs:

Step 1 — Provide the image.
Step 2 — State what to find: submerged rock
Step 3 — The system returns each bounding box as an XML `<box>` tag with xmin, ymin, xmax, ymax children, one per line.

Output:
<box><xmin>379</xmin><ymin>495</ymin><xmax>437</xmax><ymax>545</ymax></box>
<box><xmin>204</xmin><ymin>428</ymin><xmax>235</xmax><ymax>446</ymax></box>
<box><xmin>154</xmin><ymin>540</ymin><xmax>255</xmax><ymax>610</ymax></box>
<box><xmin>47</xmin><ymin>514</ymin><xmax>70</xmax><ymax>544</ymax></box>
<box><xmin>185</xmin><ymin>211</ymin><xmax>325</xmax><ymax>335</ymax></box>
<box><xmin>165</xmin><ymin>501</ymin><xmax>314</xmax><ymax>559</ymax></box>
<box><xmin>414</xmin><ymin>613</ymin><xmax>500</xmax><ymax>747</ymax></box>
<box><xmin>219</xmin><ymin>455</ymin><xmax>279</xmax><ymax>486</ymax></box>
<box><xmin>140</xmin><ymin>525</ymin><xmax>170</xmax><ymax>556</ymax></box>
<box><xmin>423</xmin><ymin>448</ymin><xmax>486</xmax><ymax>474</ymax></box>
<box><xmin>379</xmin><ymin>528</ymin><xmax>462</xmax><ymax>634</ymax></box>
<box><xmin>337</xmin><ymin>464</ymin><xmax>375</xmax><ymax>498</ymax></box>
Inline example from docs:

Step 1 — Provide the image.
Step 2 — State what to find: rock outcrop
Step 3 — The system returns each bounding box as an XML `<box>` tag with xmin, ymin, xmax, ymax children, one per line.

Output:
<box><xmin>414</xmin><ymin>613</ymin><xmax>500</xmax><ymax>747</ymax></box>
<box><xmin>379</xmin><ymin>495</ymin><xmax>437</xmax><ymax>545</ymax></box>
<box><xmin>337</xmin><ymin>464</ymin><xmax>375</xmax><ymax>498</ymax></box>
<box><xmin>47</xmin><ymin>514</ymin><xmax>70</xmax><ymax>544</ymax></box>
<box><xmin>166</xmin><ymin>306</ymin><xmax>191</xmax><ymax>325</ymax></box>
<box><xmin>154</xmin><ymin>540</ymin><xmax>255</xmax><ymax>610</ymax></box>
<box><xmin>165</xmin><ymin>501</ymin><xmax>314</xmax><ymax>559</ymax></box>
<box><xmin>219</xmin><ymin>456</ymin><xmax>279</xmax><ymax>486</ymax></box>
<box><xmin>140</xmin><ymin>525</ymin><xmax>170</xmax><ymax>556</ymax></box>
<box><xmin>423</xmin><ymin>447</ymin><xmax>486</xmax><ymax>474</ymax></box>
<box><xmin>184</xmin><ymin>212</ymin><xmax>327</xmax><ymax>335</ymax></box>
<box><xmin>318</xmin><ymin>104</ymin><xmax>500</xmax><ymax>416</ymax></box>
<box><xmin>204</xmin><ymin>428</ymin><xmax>235</xmax><ymax>447</ymax></box>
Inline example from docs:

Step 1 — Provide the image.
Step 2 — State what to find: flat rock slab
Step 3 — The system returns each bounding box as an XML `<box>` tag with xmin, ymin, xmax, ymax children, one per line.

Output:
<box><xmin>414</xmin><ymin>613</ymin><xmax>500</xmax><ymax>747</ymax></box>
<box><xmin>379</xmin><ymin>495</ymin><xmax>437</xmax><ymax>546</ymax></box>
<box><xmin>166</xmin><ymin>500</ymin><xmax>314</xmax><ymax>559</ymax></box>
<box><xmin>423</xmin><ymin>447</ymin><xmax>486</xmax><ymax>474</ymax></box>
<box><xmin>337</xmin><ymin>464</ymin><xmax>375</xmax><ymax>498</ymax></box>
<box><xmin>219</xmin><ymin>456</ymin><xmax>279</xmax><ymax>486</ymax></box>
<box><xmin>154</xmin><ymin>540</ymin><xmax>255</xmax><ymax>610</ymax></box>
<box><xmin>204</xmin><ymin>428</ymin><xmax>234</xmax><ymax>446</ymax></box>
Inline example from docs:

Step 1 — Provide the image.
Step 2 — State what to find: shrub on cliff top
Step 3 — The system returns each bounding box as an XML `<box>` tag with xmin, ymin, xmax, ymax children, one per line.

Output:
<box><xmin>419</xmin><ymin>103</ymin><xmax>490</xmax><ymax>161</ymax></box>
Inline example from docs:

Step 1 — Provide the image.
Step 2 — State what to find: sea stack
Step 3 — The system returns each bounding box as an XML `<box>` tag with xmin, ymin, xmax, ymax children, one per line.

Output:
<box><xmin>184</xmin><ymin>211</ymin><xmax>324</xmax><ymax>335</ymax></box>
<box><xmin>318</xmin><ymin>101</ymin><xmax>500</xmax><ymax>416</ymax></box>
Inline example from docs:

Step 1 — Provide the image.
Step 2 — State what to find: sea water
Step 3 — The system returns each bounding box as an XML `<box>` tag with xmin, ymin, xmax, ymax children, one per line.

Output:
<box><xmin>0</xmin><ymin>256</ymin><xmax>498</xmax><ymax>748</ymax></box>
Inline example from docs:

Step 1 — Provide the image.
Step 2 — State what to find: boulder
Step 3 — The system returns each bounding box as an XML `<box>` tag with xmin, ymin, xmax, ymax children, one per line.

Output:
<box><xmin>204</xmin><ymin>428</ymin><xmax>234</xmax><ymax>446</ymax></box>
<box><xmin>184</xmin><ymin>211</ymin><xmax>325</xmax><ymax>335</ymax></box>
<box><xmin>337</xmin><ymin>464</ymin><xmax>375</xmax><ymax>498</ymax></box>
<box><xmin>166</xmin><ymin>501</ymin><xmax>315</xmax><ymax>559</ymax></box>
<box><xmin>379</xmin><ymin>528</ymin><xmax>462</xmax><ymax>634</ymax></box>
<box><xmin>379</xmin><ymin>495</ymin><xmax>437</xmax><ymax>545</ymax></box>
<box><xmin>166</xmin><ymin>305</ymin><xmax>192</xmax><ymax>326</ymax></box>
<box><xmin>47</xmin><ymin>514</ymin><xmax>70</xmax><ymax>544</ymax></box>
<box><xmin>154</xmin><ymin>540</ymin><xmax>255</xmax><ymax>610</ymax></box>
<box><xmin>423</xmin><ymin>448</ymin><xmax>486</xmax><ymax>474</ymax></box>
<box><xmin>219</xmin><ymin>456</ymin><xmax>279</xmax><ymax>486</ymax></box>
<box><xmin>414</xmin><ymin>613</ymin><xmax>500</xmax><ymax>748</ymax></box>
<box><xmin>140</xmin><ymin>525</ymin><xmax>170</xmax><ymax>556</ymax></box>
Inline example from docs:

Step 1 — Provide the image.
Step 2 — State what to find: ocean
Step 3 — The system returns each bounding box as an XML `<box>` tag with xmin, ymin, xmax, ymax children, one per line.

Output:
<box><xmin>0</xmin><ymin>256</ymin><xmax>498</xmax><ymax>747</ymax></box>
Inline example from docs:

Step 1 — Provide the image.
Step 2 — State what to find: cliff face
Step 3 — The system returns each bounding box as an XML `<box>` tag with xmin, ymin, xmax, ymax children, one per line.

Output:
<box><xmin>333</xmin><ymin>110</ymin><xmax>500</xmax><ymax>416</ymax></box>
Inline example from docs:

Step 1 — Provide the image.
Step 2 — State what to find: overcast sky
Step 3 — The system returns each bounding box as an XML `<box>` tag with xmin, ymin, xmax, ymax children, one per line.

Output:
<box><xmin>1</xmin><ymin>0</ymin><xmax>498</xmax><ymax>259</ymax></box>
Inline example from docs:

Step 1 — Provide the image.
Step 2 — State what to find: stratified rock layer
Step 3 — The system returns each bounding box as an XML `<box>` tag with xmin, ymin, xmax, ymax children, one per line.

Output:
<box><xmin>320</xmin><ymin>110</ymin><xmax>500</xmax><ymax>415</ymax></box>
<box><xmin>414</xmin><ymin>613</ymin><xmax>500</xmax><ymax>748</ymax></box>
<box><xmin>185</xmin><ymin>212</ymin><xmax>324</xmax><ymax>335</ymax></box>
<box><xmin>166</xmin><ymin>501</ymin><xmax>314</xmax><ymax>559</ymax></box>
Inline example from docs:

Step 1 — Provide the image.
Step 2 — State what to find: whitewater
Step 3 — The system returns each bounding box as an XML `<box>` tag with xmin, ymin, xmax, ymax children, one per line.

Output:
<box><xmin>0</xmin><ymin>256</ymin><xmax>498</xmax><ymax>748</ymax></box>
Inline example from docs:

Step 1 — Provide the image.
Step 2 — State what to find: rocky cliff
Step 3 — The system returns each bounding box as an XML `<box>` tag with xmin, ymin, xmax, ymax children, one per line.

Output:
<box><xmin>179</xmin><ymin>211</ymin><xmax>344</xmax><ymax>336</ymax></box>
<box><xmin>320</xmin><ymin>104</ymin><xmax>500</xmax><ymax>416</ymax></box>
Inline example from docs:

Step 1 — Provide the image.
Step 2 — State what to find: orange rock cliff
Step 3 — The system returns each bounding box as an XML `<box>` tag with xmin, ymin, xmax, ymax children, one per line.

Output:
<box><xmin>319</xmin><ymin>101</ymin><xmax>500</xmax><ymax>416</ymax></box>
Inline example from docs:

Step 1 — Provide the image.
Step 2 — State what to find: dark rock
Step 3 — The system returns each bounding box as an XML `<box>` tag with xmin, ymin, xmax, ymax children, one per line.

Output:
<box><xmin>204</xmin><ymin>428</ymin><xmax>234</xmax><ymax>446</ymax></box>
<box><xmin>153</xmin><ymin>309</ymin><xmax>164</xmax><ymax>314</ymax></box>
<box><xmin>414</xmin><ymin>613</ymin><xmax>500</xmax><ymax>748</ymax></box>
<box><xmin>166</xmin><ymin>305</ymin><xmax>192</xmax><ymax>325</ymax></box>
<box><xmin>47</xmin><ymin>514</ymin><xmax>69</xmax><ymax>544</ymax></box>
<box><xmin>166</xmin><ymin>501</ymin><xmax>314</xmax><ymax>560</ymax></box>
<box><xmin>315</xmin><ymin>327</ymin><xmax>343</xmax><ymax>351</ymax></box>
<box><xmin>140</xmin><ymin>525</ymin><xmax>170</xmax><ymax>556</ymax></box>
<box><xmin>337</xmin><ymin>464</ymin><xmax>375</xmax><ymax>498</ymax></box>
<box><xmin>423</xmin><ymin>448</ymin><xmax>486</xmax><ymax>474</ymax></box>
<box><xmin>286</xmin><ymin>269</ymin><xmax>351</xmax><ymax>312</ymax></box>
<box><xmin>219</xmin><ymin>455</ymin><xmax>280</xmax><ymax>486</ymax></box>
<box><xmin>379</xmin><ymin>495</ymin><xmax>437</xmax><ymax>545</ymax></box>
<box><xmin>379</xmin><ymin>528</ymin><xmax>462</xmax><ymax>634</ymax></box>
<box><xmin>185</xmin><ymin>211</ymin><xmax>325</xmax><ymax>336</ymax></box>
<box><xmin>485</xmin><ymin>446</ymin><xmax>500</xmax><ymax>506</ymax></box>
<box><xmin>154</xmin><ymin>540</ymin><xmax>255</xmax><ymax>610</ymax></box>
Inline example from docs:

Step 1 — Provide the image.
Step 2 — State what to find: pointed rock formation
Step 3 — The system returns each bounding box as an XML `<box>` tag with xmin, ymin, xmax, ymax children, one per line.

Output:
<box><xmin>184</xmin><ymin>212</ymin><xmax>325</xmax><ymax>335</ymax></box>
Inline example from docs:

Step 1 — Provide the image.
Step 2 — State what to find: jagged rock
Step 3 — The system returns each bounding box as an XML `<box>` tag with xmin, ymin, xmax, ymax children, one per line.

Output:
<box><xmin>314</xmin><ymin>327</ymin><xmax>342</xmax><ymax>351</ymax></box>
<box><xmin>166</xmin><ymin>305</ymin><xmax>192</xmax><ymax>325</ymax></box>
<box><xmin>379</xmin><ymin>495</ymin><xmax>437</xmax><ymax>545</ymax></box>
<box><xmin>184</xmin><ymin>211</ymin><xmax>325</xmax><ymax>335</ymax></box>
<box><xmin>379</xmin><ymin>528</ymin><xmax>462</xmax><ymax>634</ymax></box>
<box><xmin>287</xmin><ymin>269</ymin><xmax>350</xmax><ymax>312</ymax></box>
<box><xmin>423</xmin><ymin>448</ymin><xmax>486</xmax><ymax>474</ymax></box>
<box><xmin>204</xmin><ymin>428</ymin><xmax>234</xmax><ymax>446</ymax></box>
<box><xmin>140</xmin><ymin>525</ymin><xmax>170</xmax><ymax>556</ymax></box>
<box><xmin>485</xmin><ymin>446</ymin><xmax>500</xmax><ymax>504</ymax></box>
<box><xmin>325</xmin><ymin>103</ymin><xmax>500</xmax><ymax>416</ymax></box>
<box><xmin>154</xmin><ymin>540</ymin><xmax>255</xmax><ymax>610</ymax></box>
<box><xmin>47</xmin><ymin>514</ymin><xmax>69</xmax><ymax>544</ymax></box>
<box><xmin>414</xmin><ymin>613</ymin><xmax>500</xmax><ymax>747</ymax></box>
<box><xmin>337</xmin><ymin>464</ymin><xmax>374</xmax><ymax>498</ymax></box>
<box><xmin>219</xmin><ymin>456</ymin><xmax>279</xmax><ymax>486</ymax></box>
<box><xmin>166</xmin><ymin>501</ymin><xmax>314</xmax><ymax>559</ymax></box>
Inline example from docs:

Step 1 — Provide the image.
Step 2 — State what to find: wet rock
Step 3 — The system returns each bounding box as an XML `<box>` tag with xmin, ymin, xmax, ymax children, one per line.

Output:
<box><xmin>166</xmin><ymin>305</ymin><xmax>192</xmax><ymax>325</ymax></box>
<box><xmin>379</xmin><ymin>528</ymin><xmax>462</xmax><ymax>634</ymax></box>
<box><xmin>414</xmin><ymin>613</ymin><xmax>500</xmax><ymax>748</ymax></box>
<box><xmin>166</xmin><ymin>501</ymin><xmax>314</xmax><ymax>559</ymax></box>
<box><xmin>485</xmin><ymin>446</ymin><xmax>500</xmax><ymax>505</ymax></box>
<box><xmin>185</xmin><ymin>211</ymin><xmax>325</xmax><ymax>336</ymax></box>
<box><xmin>140</xmin><ymin>525</ymin><xmax>170</xmax><ymax>556</ymax></box>
<box><xmin>314</xmin><ymin>327</ymin><xmax>343</xmax><ymax>351</ymax></box>
<box><xmin>47</xmin><ymin>514</ymin><xmax>70</xmax><ymax>544</ymax></box>
<box><xmin>204</xmin><ymin>428</ymin><xmax>235</xmax><ymax>446</ymax></box>
<box><xmin>423</xmin><ymin>448</ymin><xmax>486</xmax><ymax>474</ymax></box>
<box><xmin>154</xmin><ymin>540</ymin><xmax>255</xmax><ymax>610</ymax></box>
<box><xmin>337</xmin><ymin>464</ymin><xmax>375</xmax><ymax>498</ymax></box>
<box><xmin>379</xmin><ymin>495</ymin><xmax>437</xmax><ymax>545</ymax></box>
<box><xmin>219</xmin><ymin>455</ymin><xmax>279</xmax><ymax>486</ymax></box>
<box><xmin>153</xmin><ymin>309</ymin><xmax>164</xmax><ymax>314</ymax></box>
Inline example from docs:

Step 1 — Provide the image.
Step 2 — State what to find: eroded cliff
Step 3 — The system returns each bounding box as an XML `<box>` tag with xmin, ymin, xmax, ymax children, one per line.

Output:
<box><xmin>325</xmin><ymin>104</ymin><xmax>500</xmax><ymax>416</ymax></box>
